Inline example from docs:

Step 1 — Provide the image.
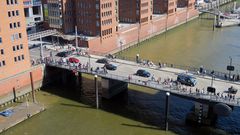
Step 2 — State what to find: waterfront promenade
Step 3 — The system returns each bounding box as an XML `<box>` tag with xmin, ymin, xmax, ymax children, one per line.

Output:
<box><xmin>44</xmin><ymin>53</ymin><xmax>240</xmax><ymax>107</ymax></box>
<box><xmin>0</xmin><ymin>102</ymin><xmax>45</xmax><ymax>133</ymax></box>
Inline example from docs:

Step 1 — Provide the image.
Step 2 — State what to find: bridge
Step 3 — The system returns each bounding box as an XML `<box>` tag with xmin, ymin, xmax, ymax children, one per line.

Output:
<box><xmin>199</xmin><ymin>9</ymin><xmax>237</xmax><ymax>19</ymax></box>
<box><xmin>43</xmin><ymin>54</ymin><xmax>240</xmax><ymax>107</ymax></box>
<box><xmin>27</xmin><ymin>29</ymin><xmax>58</xmax><ymax>41</ymax></box>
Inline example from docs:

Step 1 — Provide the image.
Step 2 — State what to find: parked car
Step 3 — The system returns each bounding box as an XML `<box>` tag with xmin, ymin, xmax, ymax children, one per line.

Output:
<box><xmin>96</xmin><ymin>58</ymin><xmax>109</xmax><ymax>64</ymax></box>
<box><xmin>104</xmin><ymin>63</ymin><xmax>117</xmax><ymax>70</ymax></box>
<box><xmin>135</xmin><ymin>69</ymin><xmax>151</xmax><ymax>77</ymax></box>
<box><xmin>177</xmin><ymin>74</ymin><xmax>197</xmax><ymax>87</ymax></box>
<box><xmin>56</xmin><ymin>51</ymin><xmax>71</xmax><ymax>57</ymax></box>
<box><xmin>69</xmin><ymin>57</ymin><xmax>80</xmax><ymax>63</ymax></box>
<box><xmin>0</xmin><ymin>109</ymin><xmax>13</xmax><ymax>117</ymax></box>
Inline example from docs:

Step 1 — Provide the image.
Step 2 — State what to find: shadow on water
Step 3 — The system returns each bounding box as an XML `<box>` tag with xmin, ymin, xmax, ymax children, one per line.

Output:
<box><xmin>40</xmin><ymin>70</ymin><xmax>234</xmax><ymax>135</ymax></box>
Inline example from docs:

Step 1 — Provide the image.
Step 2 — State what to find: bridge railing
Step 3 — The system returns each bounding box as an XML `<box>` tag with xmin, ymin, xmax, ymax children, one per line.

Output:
<box><xmin>114</xmin><ymin>55</ymin><xmax>239</xmax><ymax>82</ymax></box>
<box><xmin>44</xmin><ymin>59</ymin><xmax>240</xmax><ymax>106</ymax></box>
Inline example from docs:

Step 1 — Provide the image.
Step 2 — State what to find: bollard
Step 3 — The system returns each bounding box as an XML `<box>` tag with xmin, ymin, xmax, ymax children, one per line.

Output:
<box><xmin>165</xmin><ymin>92</ymin><xmax>170</xmax><ymax>131</ymax></box>
<box><xmin>95</xmin><ymin>75</ymin><xmax>99</xmax><ymax>109</ymax></box>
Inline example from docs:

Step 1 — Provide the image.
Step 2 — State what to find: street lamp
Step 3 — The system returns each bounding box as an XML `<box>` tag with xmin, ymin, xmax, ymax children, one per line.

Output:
<box><xmin>88</xmin><ymin>54</ymin><xmax>91</xmax><ymax>72</ymax></box>
<box><xmin>228</xmin><ymin>56</ymin><xmax>232</xmax><ymax>79</ymax></box>
<box><xmin>165</xmin><ymin>92</ymin><xmax>170</xmax><ymax>131</ymax></box>
<box><xmin>120</xmin><ymin>41</ymin><xmax>123</xmax><ymax>53</ymax></box>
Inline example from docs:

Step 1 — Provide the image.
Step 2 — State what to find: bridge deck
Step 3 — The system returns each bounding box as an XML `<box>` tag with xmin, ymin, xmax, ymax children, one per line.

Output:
<box><xmin>44</xmin><ymin>54</ymin><xmax>240</xmax><ymax>106</ymax></box>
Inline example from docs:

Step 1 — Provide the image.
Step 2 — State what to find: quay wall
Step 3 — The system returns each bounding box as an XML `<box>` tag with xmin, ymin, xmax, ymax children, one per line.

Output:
<box><xmin>0</xmin><ymin>65</ymin><xmax>44</xmax><ymax>106</ymax></box>
<box><xmin>87</xmin><ymin>7</ymin><xmax>199</xmax><ymax>54</ymax></box>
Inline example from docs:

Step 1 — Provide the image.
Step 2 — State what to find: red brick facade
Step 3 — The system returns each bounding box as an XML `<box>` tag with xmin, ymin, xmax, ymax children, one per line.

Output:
<box><xmin>86</xmin><ymin>6</ymin><xmax>199</xmax><ymax>54</ymax></box>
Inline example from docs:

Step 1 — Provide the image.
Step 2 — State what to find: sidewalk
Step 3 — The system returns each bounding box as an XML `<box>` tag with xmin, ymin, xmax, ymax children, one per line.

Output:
<box><xmin>0</xmin><ymin>102</ymin><xmax>45</xmax><ymax>133</ymax></box>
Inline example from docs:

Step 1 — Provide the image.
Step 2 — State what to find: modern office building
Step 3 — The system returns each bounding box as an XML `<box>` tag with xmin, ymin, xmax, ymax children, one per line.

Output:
<box><xmin>23</xmin><ymin>0</ymin><xmax>44</xmax><ymax>33</ymax></box>
<box><xmin>0</xmin><ymin>0</ymin><xmax>31</xmax><ymax>79</ymax></box>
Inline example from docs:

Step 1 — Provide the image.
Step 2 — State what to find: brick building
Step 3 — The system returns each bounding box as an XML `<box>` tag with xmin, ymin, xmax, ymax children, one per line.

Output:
<box><xmin>119</xmin><ymin>0</ymin><xmax>153</xmax><ymax>24</ymax></box>
<box><xmin>0</xmin><ymin>0</ymin><xmax>31</xmax><ymax>79</ymax></box>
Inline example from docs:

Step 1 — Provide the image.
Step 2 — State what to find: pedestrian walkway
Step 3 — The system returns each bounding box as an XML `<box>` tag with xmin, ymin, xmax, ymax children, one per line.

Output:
<box><xmin>0</xmin><ymin>102</ymin><xmax>45</xmax><ymax>133</ymax></box>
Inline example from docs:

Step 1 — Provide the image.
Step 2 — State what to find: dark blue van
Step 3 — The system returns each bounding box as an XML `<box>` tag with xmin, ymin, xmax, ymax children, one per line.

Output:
<box><xmin>177</xmin><ymin>74</ymin><xmax>197</xmax><ymax>87</ymax></box>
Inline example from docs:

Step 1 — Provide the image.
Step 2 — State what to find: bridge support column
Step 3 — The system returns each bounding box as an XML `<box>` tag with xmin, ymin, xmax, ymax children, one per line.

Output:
<box><xmin>101</xmin><ymin>77</ymin><xmax>128</xmax><ymax>99</ymax></box>
<box><xmin>186</xmin><ymin>102</ymin><xmax>218</xmax><ymax>126</ymax></box>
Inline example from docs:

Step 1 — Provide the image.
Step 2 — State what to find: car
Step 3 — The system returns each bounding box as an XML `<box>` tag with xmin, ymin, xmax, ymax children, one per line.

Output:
<box><xmin>0</xmin><ymin>109</ymin><xmax>13</xmax><ymax>117</ymax></box>
<box><xmin>69</xmin><ymin>57</ymin><xmax>80</xmax><ymax>63</ymax></box>
<box><xmin>135</xmin><ymin>69</ymin><xmax>151</xmax><ymax>77</ymax></box>
<box><xmin>177</xmin><ymin>74</ymin><xmax>197</xmax><ymax>87</ymax></box>
<box><xmin>228</xmin><ymin>86</ymin><xmax>238</xmax><ymax>94</ymax></box>
<box><xmin>104</xmin><ymin>63</ymin><xmax>117</xmax><ymax>70</ymax></box>
<box><xmin>56</xmin><ymin>51</ymin><xmax>71</xmax><ymax>57</ymax></box>
<box><xmin>96</xmin><ymin>58</ymin><xmax>109</xmax><ymax>64</ymax></box>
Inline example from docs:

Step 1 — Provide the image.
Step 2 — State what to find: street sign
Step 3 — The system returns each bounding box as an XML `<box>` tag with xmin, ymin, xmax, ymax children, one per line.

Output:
<box><xmin>207</xmin><ymin>87</ymin><xmax>216</xmax><ymax>93</ymax></box>
<box><xmin>227</xmin><ymin>65</ymin><xmax>234</xmax><ymax>71</ymax></box>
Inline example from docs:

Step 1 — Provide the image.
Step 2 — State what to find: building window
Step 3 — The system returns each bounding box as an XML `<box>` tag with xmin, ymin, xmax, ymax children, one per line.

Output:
<box><xmin>16</xmin><ymin>10</ymin><xmax>19</xmax><ymax>16</ymax></box>
<box><xmin>2</xmin><ymin>60</ymin><xmax>5</xmax><ymax>66</ymax></box>
<box><xmin>16</xmin><ymin>45</ymin><xmax>19</xmax><ymax>50</ymax></box>
<box><xmin>10</xmin><ymin>23</ymin><xmax>13</xmax><ymax>29</ymax></box>
<box><xmin>11</xmin><ymin>0</ymin><xmax>13</xmax><ymax>5</ymax></box>
<box><xmin>0</xmin><ymin>37</ymin><xmax>2</xmax><ymax>43</ymax></box>
<box><xmin>17</xmin><ymin>22</ymin><xmax>20</xmax><ymax>27</ymax></box>
<box><xmin>12</xmin><ymin>11</ymin><xmax>15</xmax><ymax>16</ymax></box>
<box><xmin>8</xmin><ymin>11</ymin><xmax>11</xmax><ymax>17</ymax></box>
<box><xmin>13</xmin><ymin>46</ymin><xmax>16</xmax><ymax>51</ymax></box>
<box><xmin>0</xmin><ymin>49</ymin><xmax>4</xmax><ymax>55</ymax></box>
<box><xmin>14</xmin><ymin>57</ymin><xmax>17</xmax><ymax>62</ymax></box>
<box><xmin>20</xmin><ymin>44</ymin><xmax>23</xmax><ymax>49</ymax></box>
<box><xmin>19</xmin><ymin>33</ymin><xmax>22</xmax><ymax>38</ymax></box>
<box><xmin>6</xmin><ymin>0</ymin><xmax>9</xmax><ymax>5</ymax></box>
<box><xmin>15</xmin><ymin>0</ymin><xmax>17</xmax><ymax>4</ymax></box>
<box><xmin>21</xmin><ymin>55</ymin><xmax>24</xmax><ymax>60</ymax></box>
<box><xmin>18</xmin><ymin>56</ymin><xmax>20</xmax><ymax>61</ymax></box>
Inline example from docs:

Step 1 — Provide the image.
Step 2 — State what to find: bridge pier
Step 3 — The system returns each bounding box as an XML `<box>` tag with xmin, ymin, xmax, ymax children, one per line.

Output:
<box><xmin>186</xmin><ymin>101</ymin><xmax>233</xmax><ymax>126</ymax></box>
<box><xmin>101</xmin><ymin>77</ymin><xmax>128</xmax><ymax>99</ymax></box>
<box><xmin>186</xmin><ymin>102</ymin><xmax>217</xmax><ymax>126</ymax></box>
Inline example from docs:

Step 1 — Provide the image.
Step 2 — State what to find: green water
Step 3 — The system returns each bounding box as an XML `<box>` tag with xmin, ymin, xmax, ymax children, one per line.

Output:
<box><xmin>1</xmin><ymin>87</ymin><xmax>175</xmax><ymax>135</ymax></box>
<box><xmin>2</xmin><ymin>2</ymin><xmax>240</xmax><ymax>135</ymax></box>
<box><xmin>118</xmin><ymin>8</ymin><xmax>240</xmax><ymax>73</ymax></box>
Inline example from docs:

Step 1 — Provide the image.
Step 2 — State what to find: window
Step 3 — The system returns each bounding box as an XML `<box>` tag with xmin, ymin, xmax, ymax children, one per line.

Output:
<box><xmin>14</xmin><ymin>57</ymin><xmax>17</xmax><ymax>62</ymax></box>
<box><xmin>15</xmin><ymin>0</ymin><xmax>17</xmax><ymax>4</ymax></box>
<box><xmin>12</xmin><ymin>11</ymin><xmax>15</xmax><ymax>16</ymax></box>
<box><xmin>10</xmin><ymin>23</ymin><xmax>13</xmax><ymax>29</ymax></box>
<box><xmin>0</xmin><ymin>37</ymin><xmax>2</xmax><ymax>43</ymax></box>
<box><xmin>16</xmin><ymin>10</ymin><xmax>19</xmax><ymax>16</ymax></box>
<box><xmin>18</xmin><ymin>56</ymin><xmax>20</xmax><ymax>61</ymax></box>
<box><xmin>13</xmin><ymin>46</ymin><xmax>16</xmax><ymax>51</ymax></box>
<box><xmin>17</xmin><ymin>22</ymin><xmax>20</xmax><ymax>27</ymax></box>
<box><xmin>2</xmin><ymin>60</ymin><xmax>5</xmax><ymax>66</ymax></box>
<box><xmin>6</xmin><ymin>0</ymin><xmax>9</xmax><ymax>5</ymax></box>
<box><xmin>11</xmin><ymin>0</ymin><xmax>13</xmax><ymax>5</ymax></box>
<box><xmin>8</xmin><ymin>11</ymin><xmax>11</xmax><ymax>17</ymax></box>
<box><xmin>19</xmin><ymin>33</ymin><xmax>22</xmax><ymax>38</ymax></box>
<box><xmin>21</xmin><ymin>55</ymin><xmax>24</xmax><ymax>60</ymax></box>
<box><xmin>16</xmin><ymin>45</ymin><xmax>19</xmax><ymax>50</ymax></box>
<box><xmin>20</xmin><ymin>44</ymin><xmax>23</xmax><ymax>49</ymax></box>
<box><xmin>14</xmin><ymin>22</ymin><xmax>16</xmax><ymax>28</ymax></box>
<box><xmin>0</xmin><ymin>49</ymin><xmax>4</xmax><ymax>55</ymax></box>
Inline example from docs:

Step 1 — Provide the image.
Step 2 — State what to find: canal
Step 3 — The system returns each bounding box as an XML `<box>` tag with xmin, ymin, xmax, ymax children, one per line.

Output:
<box><xmin>2</xmin><ymin>1</ymin><xmax>240</xmax><ymax>135</ymax></box>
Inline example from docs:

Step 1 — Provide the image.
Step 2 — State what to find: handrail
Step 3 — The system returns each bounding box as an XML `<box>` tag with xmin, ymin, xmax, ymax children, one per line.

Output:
<box><xmin>44</xmin><ymin>59</ymin><xmax>240</xmax><ymax>106</ymax></box>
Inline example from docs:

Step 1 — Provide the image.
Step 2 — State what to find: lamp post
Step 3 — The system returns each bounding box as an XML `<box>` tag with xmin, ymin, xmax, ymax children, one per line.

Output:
<box><xmin>165</xmin><ymin>92</ymin><xmax>170</xmax><ymax>131</ymax></box>
<box><xmin>120</xmin><ymin>41</ymin><xmax>123</xmax><ymax>53</ymax></box>
<box><xmin>40</xmin><ymin>35</ymin><xmax>43</xmax><ymax>62</ymax></box>
<box><xmin>229</xmin><ymin>56</ymin><xmax>232</xmax><ymax>79</ymax></box>
<box><xmin>88</xmin><ymin>54</ymin><xmax>91</xmax><ymax>72</ymax></box>
<box><xmin>94</xmin><ymin>75</ymin><xmax>99</xmax><ymax>109</ymax></box>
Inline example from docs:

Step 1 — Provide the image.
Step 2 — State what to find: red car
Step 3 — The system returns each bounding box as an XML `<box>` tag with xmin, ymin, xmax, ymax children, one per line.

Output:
<box><xmin>69</xmin><ymin>57</ymin><xmax>80</xmax><ymax>63</ymax></box>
